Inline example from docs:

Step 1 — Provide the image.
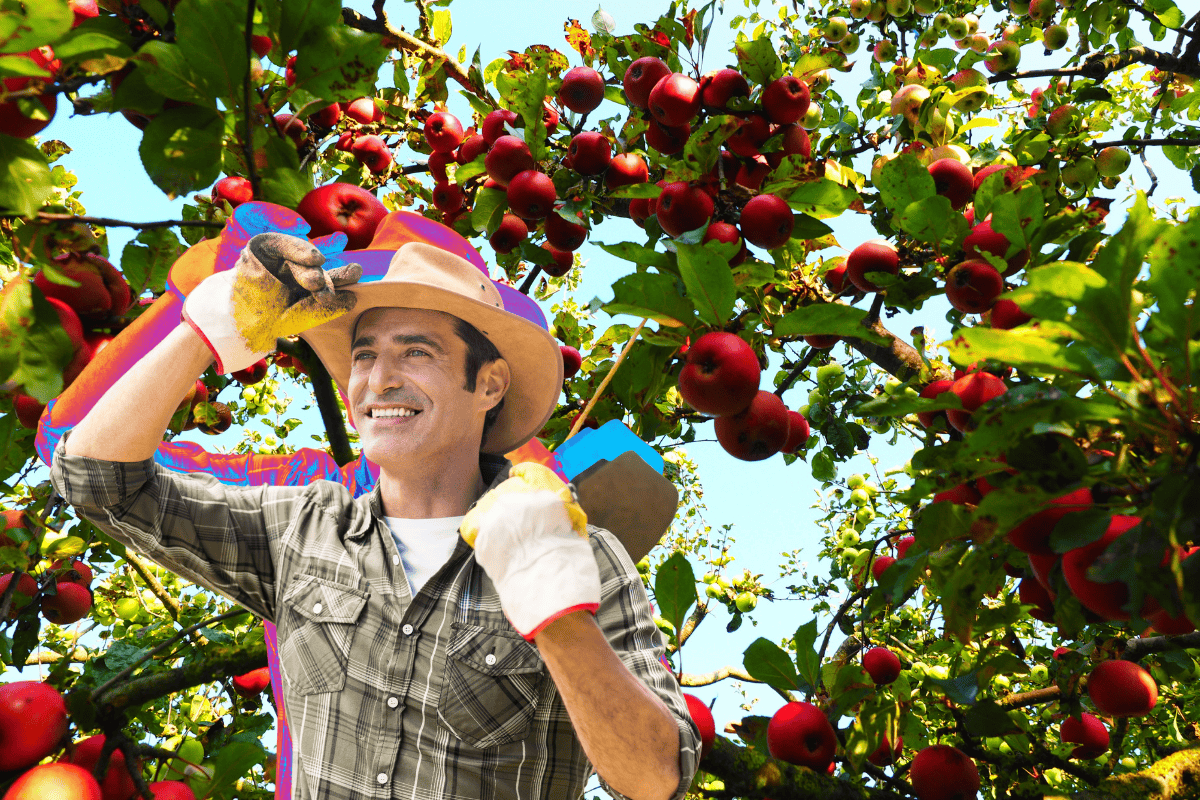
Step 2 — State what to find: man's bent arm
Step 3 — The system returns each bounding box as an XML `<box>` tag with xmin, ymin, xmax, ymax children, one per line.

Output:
<box><xmin>535</xmin><ymin>611</ymin><xmax>684</xmax><ymax>800</ymax></box>
<box><xmin>66</xmin><ymin>323</ymin><xmax>214</xmax><ymax>462</ymax></box>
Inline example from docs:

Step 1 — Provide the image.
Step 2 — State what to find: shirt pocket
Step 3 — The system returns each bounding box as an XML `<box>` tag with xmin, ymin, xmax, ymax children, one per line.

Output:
<box><xmin>438</xmin><ymin>623</ymin><xmax>545</xmax><ymax>750</ymax></box>
<box><xmin>279</xmin><ymin>574</ymin><xmax>369</xmax><ymax>696</ymax></box>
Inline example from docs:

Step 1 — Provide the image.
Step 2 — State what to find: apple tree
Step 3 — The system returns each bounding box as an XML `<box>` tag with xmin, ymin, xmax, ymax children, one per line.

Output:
<box><xmin>2</xmin><ymin>0</ymin><xmax>1200</xmax><ymax>798</ymax></box>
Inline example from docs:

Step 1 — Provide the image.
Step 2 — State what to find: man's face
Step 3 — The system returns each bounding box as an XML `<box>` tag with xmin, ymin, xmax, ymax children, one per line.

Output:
<box><xmin>348</xmin><ymin>308</ymin><xmax>506</xmax><ymax>466</ymax></box>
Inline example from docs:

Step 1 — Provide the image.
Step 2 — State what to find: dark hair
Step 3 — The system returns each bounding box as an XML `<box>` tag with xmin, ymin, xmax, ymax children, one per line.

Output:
<box><xmin>453</xmin><ymin>316</ymin><xmax>505</xmax><ymax>440</ymax></box>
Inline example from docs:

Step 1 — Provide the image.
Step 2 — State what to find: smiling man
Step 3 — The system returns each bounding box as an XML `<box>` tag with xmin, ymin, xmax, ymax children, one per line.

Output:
<box><xmin>50</xmin><ymin>203</ymin><xmax>700</xmax><ymax>800</ymax></box>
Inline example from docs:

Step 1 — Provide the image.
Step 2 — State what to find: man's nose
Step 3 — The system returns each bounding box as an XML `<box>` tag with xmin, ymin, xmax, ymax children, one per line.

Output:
<box><xmin>367</xmin><ymin>353</ymin><xmax>405</xmax><ymax>395</ymax></box>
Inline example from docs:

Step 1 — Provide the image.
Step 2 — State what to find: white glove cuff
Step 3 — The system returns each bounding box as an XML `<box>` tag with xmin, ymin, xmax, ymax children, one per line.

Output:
<box><xmin>495</xmin><ymin>534</ymin><xmax>602</xmax><ymax>641</ymax></box>
<box><xmin>181</xmin><ymin>271</ymin><xmax>270</xmax><ymax>375</ymax></box>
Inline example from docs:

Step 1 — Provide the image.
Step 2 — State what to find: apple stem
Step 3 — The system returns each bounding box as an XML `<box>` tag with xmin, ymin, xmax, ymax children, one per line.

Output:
<box><xmin>557</xmin><ymin>317</ymin><xmax>647</xmax><ymax>446</ymax></box>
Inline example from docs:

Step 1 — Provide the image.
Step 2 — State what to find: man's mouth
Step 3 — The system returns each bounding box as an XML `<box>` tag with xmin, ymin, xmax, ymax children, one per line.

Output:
<box><xmin>368</xmin><ymin>407</ymin><xmax>421</xmax><ymax>419</ymax></box>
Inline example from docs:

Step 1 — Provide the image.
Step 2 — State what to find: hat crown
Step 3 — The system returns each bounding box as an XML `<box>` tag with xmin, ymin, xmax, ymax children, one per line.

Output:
<box><xmin>382</xmin><ymin>242</ymin><xmax>503</xmax><ymax>312</ymax></box>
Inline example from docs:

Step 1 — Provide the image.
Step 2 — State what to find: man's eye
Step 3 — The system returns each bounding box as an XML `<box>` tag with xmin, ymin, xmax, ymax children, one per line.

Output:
<box><xmin>408</xmin><ymin>349</ymin><xmax>429</xmax><ymax>357</ymax></box>
<box><xmin>353</xmin><ymin>352</ymin><xmax>374</xmax><ymax>361</ymax></box>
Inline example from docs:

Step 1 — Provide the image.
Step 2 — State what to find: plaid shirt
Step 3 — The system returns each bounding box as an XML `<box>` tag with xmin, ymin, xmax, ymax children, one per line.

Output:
<box><xmin>50</xmin><ymin>431</ymin><xmax>701</xmax><ymax>800</ymax></box>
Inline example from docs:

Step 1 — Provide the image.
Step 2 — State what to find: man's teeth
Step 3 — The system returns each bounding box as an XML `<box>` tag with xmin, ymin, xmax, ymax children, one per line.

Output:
<box><xmin>371</xmin><ymin>408</ymin><xmax>419</xmax><ymax>418</ymax></box>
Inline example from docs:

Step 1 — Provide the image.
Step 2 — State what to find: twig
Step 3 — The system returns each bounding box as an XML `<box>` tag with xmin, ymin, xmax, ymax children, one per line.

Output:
<box><xmin>243</xmin><ymin>0</ymin><xmax>260</xmax><ymax>199</ymax></box>
<box><xmin>0</xmin><ymin>212</ymin><xmax>223</xmax><ymax>229</ymax></box>
<box><xmin>0</xmin><ymin>568</ymin><xmax>20</xmax><ymax>620</ymax></box>
<box><xmin>518</xmin><ymin>265</ymin><xmax>543</xmax><ymax>294</ymax></box>
<box><xmin>1140</xmin><ymin>149</ymin><xmax>1160</xmax><ymax>197</ymax></box>
<box><xmin>865</xmin><ymin>293</ymin><xmax>886</xmax><ymax>326</ymax></box>
<box><xmin>278</xmin><ymin>338</ymin><xmax>355</xmax><ymax>466</ymax></box>
<box><xmin>1090</xmin><ymin>137</ymin><xmax>1200</xmax><ymax>149</ymax></box>
<box><xmin>559</xmin><ymin>318</ymin><xmax>648</xmax><ymax>443</ymax></box>
<box><xmin>774</xmin><ymin>347</ymin><xmax>819</xmax><ymax>397</ymax></box>
<box><xmin>124</xmin><ymin>552</ymin><xmax>183</xmax><ymax>623</ymax></box>
<box><xmin>988</xmin><ymin>46</ymin><xmax>1200</xmax><ymax>84</ymax></box>
<box><xmin>815</xmin><ymin>588</ymin><xmax>869</xmax><ymax>695</ymax></box>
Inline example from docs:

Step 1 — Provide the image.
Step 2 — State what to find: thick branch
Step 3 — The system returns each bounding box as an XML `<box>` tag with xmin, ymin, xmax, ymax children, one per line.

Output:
<box><xmin>846</xmin><ymin>317</ymin><xmax>930</xmax><ymax>382</ymax></box>
<box><xmin>1050</xmin><ymin>746</ymin><xmax>1200</xmax><ymax>800</ymax></box>
<box><xmin>699</xmin><ymin>735</ymin><xmax>903</xmax><ymax>800</ymax></box>
<box><xmin>91</xmin><ymin>638</ymin><xmax>268</xmax><ymax>714</ymax></box>
<box><xmin>1121</xmin><ymin>630</ymin><xmax>1200</xmax><ymax>663</ymax></box>
<box><xmin>989</xmin><ymin>46</ymin><xmax>1200</xmax><ymax>84</ymax></box>
<box><xmin>679</xmin><ymin>665</ymin><xmax>766</xmax><ymax>687</ymax></box>
<box><xmin>1091</xmin><ymin>138</ymin><xmax>1200</xmax><ymax>149</ymax></box>
<box><xmin>0</xmin><ymin>212</ymin><xmax>222</xmax><ymax>229</ymax></box>
<box><xmin>278</xmin><ymin>338</ymin><xmax>355</xmax><ymax>467</ymax></box>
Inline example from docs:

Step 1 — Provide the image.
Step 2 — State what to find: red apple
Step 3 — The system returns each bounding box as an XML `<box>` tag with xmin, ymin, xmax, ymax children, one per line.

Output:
<box><xmin>560</xmin><ymin>346</ymin><xmax>582</xmax><ymax>380</ymax></box>
<box><xmin>1145</xmin><ymin>607</ymin><xmax>1196</xmax><ymax>635</ymax></box>
<box><xmin>350</xmin><ymin>135</ymin><xmax>392</xmax><ymax>175</ymax></box>
<box><xmin>762</xmin><ymin>75</ymin><xmax>811</xmax><ymax>124</ymax></box>
<box><xmin>1087</xmin><ymin>660</ymin><xmax>1157</xmax><ymax>717</ymax></box>
<box><xmin>1006</xmin><ymin>487</ymin><xmax>1093</xmax><ymax>555</ymax></box>
<box><xmin>945</xmin><ymin>370</ymin><xmax>1007</xmax><ymax>433</ymax></box>
<box><xmin>766</xmin><ymin>701</ymin><xmax>837</xmax><ymax>770</ymax></box>
<box><xmin>545</xmin><ymin>207</ymin><xmax>588</xmax><ymax>252</ymax></box>
<box><xmin>542</xmin><ymin>100</ymin><xmax>559</xmax><ymax>134</ymax></box>
<box><xmin>895</xmin><ymin>536</ymin><xmax>916</xmax><ymax>559</ymax></box>
<box><xmin>990</xmin><ymin>298</ymin><xmax>1032</xmax><ymax>329</ymax></box>
<box><xmin>677</xmin><ymin>332</ymin><xmax>760</xmax><ymax>416</ymax></box>
<box><xmin>629</xmin><ymin>198</ymin><xmax>652</xmax><ymax>227</ymax></box>
<box><xmin>928</xmin><ymin>158</ymin><xmax>974</xmax><ymax>209</ymax></box>
<box><xmin>910</xmin><ymin>745</ymin><xmax>979</xmax><ymax>800</ymax></box>
<box><xmin>424</xmin><ymin>111</ymin><xmax>464</xmax><ymax>153</ymax></box>
<box><xmin>273</xmin><ymin>113</ymin><xmax>306</xmax><ymax>145</ymax></box>
<box><xmin>481</xmin><ymin>108</ymin><xmax>519</xmax><ymax>144</ymax></box>
<box><xmin>740</xmin><ymin>194</ymin><xmax>794</xmax><ymax>250</ymax></box>
<box><xmin>12</xmin><ymin>395</ymin><xmax>46</xmax><ymax>430</ymax></box>
<box><xmin>656</xmin><ymin>182</ymin><xmax>714</xmax><ymax>238</ymax></box>
<box><xmin>916</xmin><ymin>379</ymin><xmax>955</xmax><ymax>428</ymax></box>
<box><xmin>297</xmin><ymin>183</ymin><xmax>387</xmax><ymax>251</ymax></box>
<box><xmin>605</xmin><ymin>152</ymin><xmax>649</xmax><ymax>190</ymax></box>
<box><xmin>284</xmin><ymin>55</ymin><xmax>296</xmax><ymax>87</ymax></box>
<box><xmin>0</xmin><ymin>681</ymin><xmax>68</xmax><ymax>770</ymax></box>
<box><xmin>703</xmin><ymin>221</ymin><xmax>748</xmax><ymax>266</ymax></box>
<box><xmin>623</xmin><ymin>57</ymin><xmax>672</xmax><ymax>109</ymax></box>
<box><xmin>484</xmin><ymin>135</ymin><xmax>534</xmax><ymax>187</ymax></box>
<box><xmin>964</xmin><ymin>219</ymin><xmax>1029</xmax><ymax>276</ymax></box>
<box><xmin>567</xmin><ymin>131</ymin><xmax>612</xmax><ymax>176</ymax></box>
<box><xmin>1060</xmin><ymin>712</ymin><xmax>1109</xmax><ymax>759</ymax></box>
<box><xmin>146</xmin><ymin>781</ymin><xmax>197</xmax><ymax>800</ymax></box>
<box><xmin>4</xmin><ymin>763</ymin><xmax>102</xmax><ymax>800</ymax></box>
<box><xmin>1019</xmin><ymin>575</ymin><xmax>1055</xmax><ymax>622</ymax></box>
<box><xmin>250</xmin><ymin>34</ymin><xmax>272</xmax><ymax>57</ymax></box>
<box><xmin>558</xmin><ymin>66</ymin><xmax>605</xmax><ymax>114</ymax></box>
<box><xmin>197</xmin><ymin>401</ymin><xmax>233</xmax><ymax>435</ymax></box>
<box><xmin>773</xmin><ymin>123</ymin><xmax>812</xmax><ymax>164</ymax></box>
<box><xmin>213</xmin><ymin>176</ymin><xmax>253</xmax><ymax>207</ymax></box>
<box><xmin>232</xmin><ymin>666</ymin><xmax>271</xmax><ymax>697</ymax></box>
<box><xmin>540</xmin><ymin>243</ymin><xmax>573</xmax><ymax>277</ymax></box>
<box><xmin>846</xmin><ymin>240</ymin><xmax>900</xmax><ymax>293</ymax></box>
<box><xmin>0</xmin><ymin>48</ymin><xmax>58</xmax><ymax>139</ymax></box>
<box><xmin>868</xmin><ymin>734</ymin><xmax>903</xmax><ymax>766</ymax></box>
<box><xmin>715</xmin><ymin>390</ymin><xmax>790</xmax><ymax>461</ymax></box>
<box><xmin>0</xmin><ymin>572</ymin><xmax>37</xmax><ymax>619</ymax></box>
<box><xmin>35</xmin><ymin>253</ymin><xmax>132</xmax><ymax>321</ymax></box>
<box><xmin>489</xmin><ymin>214</ymin><xmax>528</xmax><ymax>254</ymax></box>
<box><xmin>863</xmin><ymin>647</ymin><xmax>902</xmax><ymax>685</ymax></box>
<box><xmin>457</xmin><ymin>133</ymin><xmax>488</xmax><ymax>165</ymax></box>
<box><xmin>506</xmin><ymin>170</ymin><xmax>556</xmax><ymax>220</ymax></box>
<box><xmin>871</xmin><ymin>555</ymin><xmax>896</xmax><ymax>582</ymax></box>
<box><xmin>70</xmin><ymin>735</ymin><xmax>140</xmax><ymax>800</ymax></box>
<box><xmin>41</xmin><ymin>581</ymin><xmax>92</xmax><ymax>624</ymax></box>
<box><xmin>804</xmin><ymin>334</ymin><xmax>840</xmax><ymax>349</ymax></box>
<box><xmin>644</xmin><ymin>119</ymin><xmax>691</xmax><ymax>155</ymax></box>
<box><xmin>683</xmin><ymin>694</ymin><xmax>716</xmax><ymax>760</ymax></box>
<box><xmin>699</xmin><ymin>68</ymin><xmax>750</xmax><ymax>109</ymax></box>
<box><xmin>432</xmin><ymin>182</ymin><xmax>465</xmax><ymax>213</ymax></box>
<box><xmin>310</xmin><ymin>102</ymin><xmax>341</xmax><ymax>128</ymax></box>
<box><xmin>648</xmin><ymin>73</ymin><xmax>701</xmax><ymax>127</ymax></box>
<box><xmin>725</xmin><ymin>113</ymin><xmax>771</xmax><ymax>157</ymax></box>
<box><xmin>334</xmin><ymin>131</ymin><xmax>355</xmax><ymax>152</ymax></box>
<box><xmin>933</xmin><ymin>482</ymin><xmax>982</xmax><ymax>506</ymax></box>
<box><xmin>782</xmin><ymin>409</ymin><xmax>810</xmax><ymax>454</ymax></box>
<box><xmin>51</xmin><ymin>558</ymin><xmax>93</xmax><ymax>588</ymax></box>
<box><xmin>231</xmin><ymin>358</ymin><xmax>268</xmax><ymax>385</ymax></box>
<box><xmin>344</xmin><ymin>97</ymin><xmax>382</xmax><ymax>124</ymax></box>
<box><xmin>1061</xmin><ymin>515</ymin><xmax>1148</xmax><ymax>621</ymax></box>
<box><xmin>945</xmin><ymin>259</ymin><xmax>1004</xmax><ymax>314</ymax></box>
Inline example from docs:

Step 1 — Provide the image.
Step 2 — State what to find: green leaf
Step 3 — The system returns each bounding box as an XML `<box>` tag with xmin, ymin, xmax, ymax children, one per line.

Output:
<box><xmin>811</xmin><ymin>449</ymin><xmax>836</xmax><ymax>481</ymax></box>
<box><xmin>603</xmin><ymin>271</ymin><xmax>693</xmax><ymax>327</ymax></box>
<box><xmin>774</xmin><ymin>303</ymin><xmax>891</xmax><ymax>345</ymax></box>
<box><xmin>743</xmin><ymin>637</ymin><xmax>808</xmax><ymax>693</ymax></box>
<box><xmin>829</xmin><ymin>663</ymin><xmax>876</xmax><ymax>718</ymax></box>
<box><xmin>963</xmin><ymin>700</ymin><xmax>1020</xmax><ymax>736</ymax></box>
<box><xmin>0</xmin><ymin>136</ymin><xmax>53</xmax><ymax>217</ymax></box>
<box><xmin>175</xmin><ymin>0</ymin><xmax>249</xmax><ymax>101</ymax></box>
<box><xmin>134</xmin><ymin>41</ymin><xmax>214</xmax><ymax>106</ymax></box>
<box><xmin>897</xmin><ymin>195</ymin><xmax>955</xmax><ymax>244</ymax></box>
<box><xmin>470</xmin><ymin>186</ymin><xmax>507</xmax><ymax>233</ymax></box>
<box><xmin>139</xmin><ymin>106</ymin><xmax>225</xmax><ymax>198</ymax></box>
<box><xmin>653</xmin><ymin>551</ymin><xmax>697</xmax><ymax>636</ymax></box>
<box><xmin>271</xmin><ymin>0</ymin><xmax>342</xmax><ymax>57</ymax></box>
<box><xmin>991</xmin><ymin>186</ymin><xmax>1043</xmax><ymax>250</ymax></box>
<box><xmin>1048</xmin><ymin>507</ymin><xmax>1112</xmax><ymax>553</ymax></box>
<box><xmin>121</xmin><ymin>227</ymin><xmax>185</xmax><ymax>298</ymax></box>
<box><xmin>7</xmin><ymin>285</ymin><xmax>74</xmax><ymax>402</ymax></box>
<box><xmin>926</xmin><ymin>672</ymin><xmax>979</xmax><ymax>705</ymax></box>
<box><xmin>776</xmin><ymin>178</ymin><xmax>859</xmax><ymax>219</ymax></box>
<box><xmin>292</xmin><ymin>23</ymin><xmax>388</xmax><ymax>101</ymax></box>
<box><xmin>1145</xmin><ymin>217</ymin><xmax>1200</xmax><ymax>348</ymax></box>
<box><xmin>853</xmin><ymin>391</ymin><xmax>962</xmax><ymax>418</ymax></box>
<box><xmin>792</xmin><ymin>618</ymin><xmax>821</xmax><ymax>689</ymax></box>
<box><xmin>192</xmin><ymin>741</ymin><xmax>264</xmax><ymax>800</ymax></box>
<box><xmin>455</xmin><ymin>154</ymin><xmax>487</xmax><ymax>183</ymax></box>
<box><xmin>675</xmin><ymin>242</ymin><xmax>735</xmax><ymax>326</ymax></box>
<box><xmin>51</xmin><ymin>29</ymin><xmax>134</xmax><ymax>69</ymax></box>
<box><xmin>791</xmin><ymin>213</ymin><xmax>833</xmax><ymax>239</ymax></box>
<box><xmin>0</xmin><ymin>0</ymin><xmax>72</xmax><ymax>53</ymax></box>
<box><xmin>945</xmin><ymin>322</ymin><xmax>1118</xmax><ymax>380</ymax></box>
<box><xmin>597</xmin><ymin>241</ymin><xmax>671</xmax><ymax>270</ymax></box>
<box><xmin>878</xmin><ymin>154</ymin><xmax>935</xmax><ymax>214</ymax></box>
<box><xmin>607</xmin><ymin>182</ymin><xmax>662</xmax><ymax>199</ymax></box>
<box><xmin>734</xmin><ymin>35</ymin><xmax>782</xmax><ymax>86</ymax></box>
<box><xmin>431</xmin><ymin>9</ymin><xmax>452</xmax><ymax>45</ymax></box>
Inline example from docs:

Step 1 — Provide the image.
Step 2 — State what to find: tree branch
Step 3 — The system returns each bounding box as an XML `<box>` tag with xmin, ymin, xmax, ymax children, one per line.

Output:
<box><xmin>124</xmin><ymin>551</ymin><xmax>183</xmax><ymax>623</ymax></box>
<box><xmin>0</xmin><ymin>212</ymin><xmax>223</xmax><ymax>229</ymax></box>
<box><xmin>243</xmin><ymin>0</ymin><xmax>261</xmax><ymax>200</ymax></box>
<box><xmin>988</xmin><ymin>46</ymin><xmax>1200</xmax><ymax>84</ymax></box>
<box><xmin>775</xmin><ymin>348</ymin><xmax>819</xmax><ymax>397</ymax></box>
<box><xmin>1121</xmin><ymin>630</ymin><xmax>1200</xmax><ymax>663</ymax></box>
<box><xmin>277</xmin><ymin>338</ymin><xmax>355</xmax><ymax>467</ymax></box>
<box><xmin>1090</xmin><ymin>137</ymin><xmax>1200</xmax><ymax>149</ymax></box>
<box><xmin>680</xmin><ymin>664</ymin><xmax>768</xmax><ymax>687</ymax></box>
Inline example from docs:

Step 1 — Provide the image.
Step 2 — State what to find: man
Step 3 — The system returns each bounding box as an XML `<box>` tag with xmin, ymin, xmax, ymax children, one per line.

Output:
<box><xmin>49</xmin><ymin>203</ymin><xmax>701</xmax><ymax>800</ymax></box>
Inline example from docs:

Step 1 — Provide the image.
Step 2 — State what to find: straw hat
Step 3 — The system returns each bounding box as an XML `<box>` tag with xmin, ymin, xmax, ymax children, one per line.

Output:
<box><xmin>301</xmin><ymin>211</ymin><xmax>562</xmax><ymax>455</ymax></box>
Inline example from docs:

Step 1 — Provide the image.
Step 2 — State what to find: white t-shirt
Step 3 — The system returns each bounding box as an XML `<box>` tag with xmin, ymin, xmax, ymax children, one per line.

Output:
<box><xmin>383</xmin><ymin>516</ymin><xmax>464</xmax><ymax>597</ymax></box>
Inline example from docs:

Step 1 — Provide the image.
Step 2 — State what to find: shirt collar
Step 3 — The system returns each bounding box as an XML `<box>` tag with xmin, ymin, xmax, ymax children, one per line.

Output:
<box><xmin>361</xmin><ymin>452</ymin><xmax>511</xmax><ymax>531</ymax></box>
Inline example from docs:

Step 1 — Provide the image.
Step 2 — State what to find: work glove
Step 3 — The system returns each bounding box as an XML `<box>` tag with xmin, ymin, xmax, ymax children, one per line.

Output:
<box><xmin>462</xmin><ymin>462</ymin><xmax>601</xmax><ymax>642</ymax></box>
<box><xmin>181</xmin><ymin>202</ymin><xmax>362</xmax><ymax>374</ymax></box>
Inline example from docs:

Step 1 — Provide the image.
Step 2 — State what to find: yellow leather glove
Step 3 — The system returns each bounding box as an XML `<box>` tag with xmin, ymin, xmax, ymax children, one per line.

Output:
<box><xmin>462</xmin><ymin>462</ymin><xmax>598</xmax><ymax>642</ymax></box>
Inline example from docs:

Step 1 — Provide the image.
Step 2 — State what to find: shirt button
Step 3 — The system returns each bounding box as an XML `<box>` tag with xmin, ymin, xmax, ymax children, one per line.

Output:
<box><xmin>313</xmin><ymin>602</ymin><xmax>323</xmax><ymax>615</ymax></box>
<box><xmin>392</xmin><ymin>554</ymin><xmax>400</xmax><ymax>566</ymax></box>
<box><xmin>485</xmin><ymin>653</ymin><xmax>497</xmax><ymax>666</ymax></box>
<box><xmin>376</xmin><ymin>773</ymin><xmax>388</xmax><ymax>785</ymax></box>
<box><xmin>387</xmin><ymin>696</ymin><xmax>399</xmax><ymax>708</ymax></box>
<box><xmin>402</xmin><ymin>624</ymin><xmax>414</xmax><ymax>635</ymax></box>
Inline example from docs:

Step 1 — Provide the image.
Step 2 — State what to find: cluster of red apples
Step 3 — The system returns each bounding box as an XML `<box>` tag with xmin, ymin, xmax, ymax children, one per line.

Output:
<box><xmin>0</xmin><ymin>680</ymin><xmax>197</xmax><ymax>800</ymax></box>
<box><xmin>1</xmin><ymin>510</ymin><xmax>95</xmax><ymax>628</ymax></box>
<box><xmin>677</xmin><ymin>332</ymin><xmax>810</xmax><ymax>461</ymax></box>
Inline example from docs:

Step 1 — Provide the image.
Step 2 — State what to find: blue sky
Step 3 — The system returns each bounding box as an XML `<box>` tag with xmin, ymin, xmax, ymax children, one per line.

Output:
<box><xmin>23</xmin><ymin>0</ymin><xmax>1199</xmax><ymax>791</ymax></box>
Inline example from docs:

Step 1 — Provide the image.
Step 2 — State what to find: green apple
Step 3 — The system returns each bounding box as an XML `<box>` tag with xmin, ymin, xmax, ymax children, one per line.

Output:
<box><xmin>914</xmin><ymin>0</ymin><xmax>940</xmax><ymax>15</ymax></box>
<box><xmin>801</xmin><ymin>102</ymin><xmax>822</xmax><ymax>129</ymax></box>
<box><xmin>855</xmin><ymin>506</ymin><xmax>876</xmax><ymax>525</ymax></box>
<box><xmin>849</xmin><ymin>0</ymin><xmax>873</xmax><ymax>18</ymax></box>
<box><xmin>1060</xmin><ymin>156</ymin><xmax>1097</xmax><ymax>191</ymax></box>
<box><xmin>705</xmin><ymin>583</ymin><xmax>725</xmax><ymax>599</ymax></box>
<box><xmin>947</xmin><ymin>17</ymin><xmax>970</xmax><ymax>39</ymax></box>
<box><xmin>867</xmin><ymin>0</ymin><xmax>887</xmax><ymax>21</ymax></box>
<box><xmin>701</xmin><ymin>572</ymin><xmax>717</xmax><ymax>583</ymax></box>
<box><xmin>1096</xmin><ymin>146</ymin><xmax>1131</xmax><ymax>176</ymax></box>
<box><xmin>838</xmin><ymin>529</ymin><xmax>861</xmax><ymax>547</ymax></box>
<box><xmin>636</xmin><ymin>556</ymin><xmax>651</xmax><ymax>573</ymax></box>
<box><xmin>1120</xmin><ymin>757</ymin><xmax>1136</xmax><ymax>769</ymax></box>
<box><xmin>824</xmin><ymin>17</ymin><xmax>849</xmax><ymax>42</ymax></box>
<box><xmin>885</xmin><ymin>0</ymin><xmax>912</xmax><ymax>15</ymax></box>
<box><xmin>1030</xmin><ymin>663</ymin><xmax>1049</xmax><ymax>683</ymax></box>
<box><xmin>1042</xmin><ymin>23</ymin><xmax>1068</xmax><ymax>50</ymax></box>
<box><xmin>115</xmin><ymin>597</ymin><xmax>143</xmax><ymax>621</ymax></box>
<box><xmin>816</xmin><ymin>362</ymin><xmax>845</xmax><ymax>390</ymax></box>
<box><xmin>847</xmin><ymin>474</ymin><xmax>866</xmax><ymax>489</ymax></box>
<box><xmin>849</xmin><ymin>487</ymin><xmax>871</xmax><ymax>506</ymax></box>
<box><xmin>734</xmin><ymin>591</ymin><xmax>757</xmax><ymax>612</ymax></box>
<box><xmin>839</xmin><ymin>32</ymin><xmax>861</xmax><ymax>54</ymax></box>
<box><xmin>932</xmin><ymin>11</ymin><xmax>951</xmax><ymax>30</ymax></box>
<box><xmin>918</xmin><ymin>27</ymin><xmax>941</xmax><ymax>47</ymax></box>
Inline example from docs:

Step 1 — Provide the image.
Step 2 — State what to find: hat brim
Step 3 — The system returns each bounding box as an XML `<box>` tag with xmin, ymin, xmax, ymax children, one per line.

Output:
<box><xmin>301</xmin><ymin>280</ymin><xmax>563</xmax><ymax>456</ymax></box>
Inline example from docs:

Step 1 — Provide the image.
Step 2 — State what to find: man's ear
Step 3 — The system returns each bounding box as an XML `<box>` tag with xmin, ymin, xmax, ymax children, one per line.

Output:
<box><xmin>477</xmin><ymin>358</ymin><xmax>511</xmax><ymax>412</ymax></box>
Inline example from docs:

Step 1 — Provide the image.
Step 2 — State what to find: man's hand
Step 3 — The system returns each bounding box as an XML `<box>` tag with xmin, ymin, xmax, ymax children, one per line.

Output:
<box><xmin>182</xmin><ymin>203</ymin><xmax>362</xmax><ymax>374</ymax></box>
<box><xmin>462</xmin><ymin>463</ymin><xmax>601</xmax><ymax>642</ymax></box>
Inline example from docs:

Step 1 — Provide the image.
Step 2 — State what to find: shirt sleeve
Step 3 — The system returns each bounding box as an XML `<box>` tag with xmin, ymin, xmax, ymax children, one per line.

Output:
<box><xmin>585</xmin><ymin>526</ymin><xmax>702</xmax><ymax>800</ymax></box>
<box><xmin>48</xmin><ymin>428</ymin><xmax>310</xmax><ymax>623</ymax></box>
